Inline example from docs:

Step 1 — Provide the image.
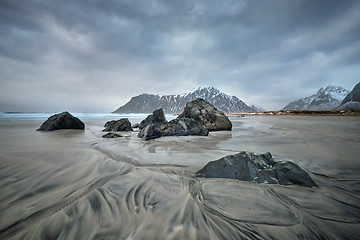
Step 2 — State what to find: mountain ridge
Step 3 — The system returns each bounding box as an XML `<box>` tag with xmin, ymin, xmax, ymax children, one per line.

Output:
<box><xmin>282</xmin><ymin>85</ymin><xmax>349</xmax><ymax>111</ymax></box>
<box><xmin>113</xmin><ymin>86</ymin><xmax>263</xmax><ymax>114</ymax></box>
<box><xmin>337</xmin><ymin>82</ymin><xmax>360</xmax><ymax>110</ymax></box>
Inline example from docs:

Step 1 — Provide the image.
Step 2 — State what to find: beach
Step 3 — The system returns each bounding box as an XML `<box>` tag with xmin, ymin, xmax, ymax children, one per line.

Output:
<box><xmin>0</xmin><ymin>114</ymin><xmax>360</xmax><ymax>239</ymax></box>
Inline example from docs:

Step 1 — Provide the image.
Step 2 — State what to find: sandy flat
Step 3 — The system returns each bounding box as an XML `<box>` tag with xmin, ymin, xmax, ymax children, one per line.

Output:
<box><xmin>0</xmin><ymin>115</ymin><xmax>359</xmax><ymax>239</ymax></box>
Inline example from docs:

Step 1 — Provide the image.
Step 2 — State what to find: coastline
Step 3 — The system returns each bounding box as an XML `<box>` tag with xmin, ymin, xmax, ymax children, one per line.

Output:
<box><xmin>227</xmin><ymin>109</ymin><xmax>360</xmax><ymax>116</ymax></box>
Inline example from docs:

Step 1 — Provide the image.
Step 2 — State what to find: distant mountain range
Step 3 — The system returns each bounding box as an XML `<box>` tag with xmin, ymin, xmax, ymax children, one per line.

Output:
<box><xmin>113</xmin><ymin>86</ymin><xmax>264</xmax><ymax>114</ymax></box>
<box><xmin>282</xmin><ymin>85</ymin><xmax>349</xmax><ymax>111</ymax></box>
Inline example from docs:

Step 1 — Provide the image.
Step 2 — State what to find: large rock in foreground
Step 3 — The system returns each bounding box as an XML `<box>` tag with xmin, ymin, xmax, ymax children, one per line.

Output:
<box><xmin>103</xmin><ymin>118</ymin><xmax>132</xmax><ymax>132</ymax></box>
<box><xmin>139</xmin><ymin>108</ymin><xmax>167</xmax><ymax>129</ymax></box>
<box><xmin>138</xmin><ymin>118</ymin><xmax>209</xmax><ymax>140</ymax></box>
<box><xmin>37</xmin><ymin>112</ymin><xmax>85</xmax><ymax>131</ymax></box>
<box><xmin>179</xmin><ymin>98</ymin><xmax>232</xmax><ymax>131</ymax></box>
<box><xmin>196</xmin><ymin>151</ymin><xmax>317</xmax><ymax>187</ymax></box>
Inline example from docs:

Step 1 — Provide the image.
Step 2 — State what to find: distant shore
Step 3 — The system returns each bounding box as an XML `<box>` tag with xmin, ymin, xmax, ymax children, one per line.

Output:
<box><xmin>227</xmin><ymin>109</ymin><xmax>360</xmax><ymax>116</ymax></box>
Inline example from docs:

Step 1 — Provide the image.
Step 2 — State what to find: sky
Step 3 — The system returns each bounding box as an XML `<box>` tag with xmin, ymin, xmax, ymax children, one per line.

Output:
<box><xmin>1</xmin><ymin>0</ymin><xmax>360</xmax><ymax>112</ymax></box>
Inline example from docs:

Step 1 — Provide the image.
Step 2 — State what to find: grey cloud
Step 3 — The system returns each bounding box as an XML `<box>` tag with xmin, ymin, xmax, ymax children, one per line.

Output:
<box><xmin>0</xmin><ymin>0</ymin><xmax>359</xmax><ymax>111</ymax></box>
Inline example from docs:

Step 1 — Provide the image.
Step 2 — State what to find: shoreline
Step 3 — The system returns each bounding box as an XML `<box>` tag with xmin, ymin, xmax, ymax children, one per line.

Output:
<box><xmin>227</xmin><ymin>109</ymin><xmax>360</xmax><ymax>116</ymax></box>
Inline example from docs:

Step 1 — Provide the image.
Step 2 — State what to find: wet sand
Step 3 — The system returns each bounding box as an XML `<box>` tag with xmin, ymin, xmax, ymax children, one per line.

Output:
<box><xmin>0</xmin><ymin>115</ymin><xmax>360</xmax><ymax>239</ymax></box>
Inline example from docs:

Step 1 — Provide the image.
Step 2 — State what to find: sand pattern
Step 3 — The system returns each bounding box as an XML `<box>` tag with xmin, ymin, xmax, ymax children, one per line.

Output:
<box><xmin>0</xmin><ymin>116</ymin><xmax>360</xmax><ymax>239</ymax></box>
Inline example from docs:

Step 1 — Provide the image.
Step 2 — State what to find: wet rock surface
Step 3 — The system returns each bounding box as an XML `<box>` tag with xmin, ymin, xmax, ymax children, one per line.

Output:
<box><xmin>178</xmin><ymin>98</ymin><xmax>232</xmax><ymax>131</ymax></box>
<box><xmin>103</xmin><ymin>118</ymin><xmax>133</xmax><ymax>132</ymax></box>
<box><xmin>139</xmin><ymin>108</ymin><xmax>167</xmax><ymax>129</ymax></box>
<box><xmin>196</xmin><ymin>151</ymin><xmax>317</xmax><ymax>187</ymax></box>
<box><xmin>37</xmin><ymin>112</ymin><xmax>85</xmax><ymax>131</ymax></box>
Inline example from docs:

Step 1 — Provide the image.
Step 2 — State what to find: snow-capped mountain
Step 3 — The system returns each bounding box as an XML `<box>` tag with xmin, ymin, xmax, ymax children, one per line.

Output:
<box><xmin>282</xmin><ymin>85</ymin><xmax>349</xmax><ymax>111</ymax></box>
<box><xmin>337</xmin><ymin>82</ymin><xmax>360</xmax><ymax>110</ymax></box>
<box><xmin>113</xmin><ymin>86</ymin><xmax>262</xmax><ymax>114</ymax></box>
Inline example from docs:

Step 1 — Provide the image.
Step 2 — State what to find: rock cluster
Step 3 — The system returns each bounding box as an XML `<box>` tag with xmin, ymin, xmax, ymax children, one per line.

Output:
<box><xmin>37</xmin><ymin>112</ymin><xmax>85</xmax><ymax>131</ymax></box>
<box><xmin>103</xmin><ymin>118</ymin><xmax>132</xmax><ymax>132</ymax></box>
<box><xmin>196</xmin><ymin>151</ymin><xmax>317</xmax><ymax>187</ymax></box>
<box><xmin>137</xmin><ymin>99</ymin><xmax>231</xmax><ymax>140</ymax></box>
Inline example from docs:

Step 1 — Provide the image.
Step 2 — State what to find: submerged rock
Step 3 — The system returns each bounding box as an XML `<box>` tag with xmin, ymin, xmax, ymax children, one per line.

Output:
<box><xmin>37</xmin><ymin>112</ymin><xmax>85</xmax><ymax>131</ymax></box>
<box><xmin>139</xmin><ymin>108</ymin><xmax>167</xmax><ymax>129</ymax></box>
<box><xmin>103</xmin><ymin>118</ymin><xmax>132</xmax><ymax>132</ymax></box>
<box><xmin>178</xmin><ymin>98</ymin><xmax>232</xmax><ymax>131</ymax></box>
<box><xmin>138</xmin><ymin>118</ymin><xmax>209</xmax><ymax>140</ymax></box>
<box><xmin>102</xmin><ymin>132</ymin><xmax>123</xmax><ymax>138</ymax></box>
<box><xmin>196</xmin><ymin>151</ymin><xmax>317</xmax><ymax>187</ymax></box>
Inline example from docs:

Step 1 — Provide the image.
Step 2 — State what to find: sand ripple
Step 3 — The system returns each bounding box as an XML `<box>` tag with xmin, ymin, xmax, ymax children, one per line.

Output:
<box><xmin>1</xmin><ymin>117</ymin><xmax>360</xmax><ymax>239</ymax></box>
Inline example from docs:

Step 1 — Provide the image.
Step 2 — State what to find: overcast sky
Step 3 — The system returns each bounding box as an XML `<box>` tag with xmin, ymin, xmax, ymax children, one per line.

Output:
<box><xmin>1</xmin><ymin>0</ymin><xmax>359</xmax><ymax>112</ymax></box>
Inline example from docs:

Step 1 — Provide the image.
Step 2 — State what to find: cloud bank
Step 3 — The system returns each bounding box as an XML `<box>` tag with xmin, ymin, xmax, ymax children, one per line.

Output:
<box><xmin>1</xmin><ymin>0</ymin><xmax>359</xmax><ymax>111</ymax></box>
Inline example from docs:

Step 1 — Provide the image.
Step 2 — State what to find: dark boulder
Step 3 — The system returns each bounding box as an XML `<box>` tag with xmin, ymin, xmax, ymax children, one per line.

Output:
<box><xmin>178</xmin><ymin>98</ymin><xmax>232</xmax><ymax>131</ymax></box>
<box><xmin>102</xmin><ymin>133</ymin><xmax>123</xmax><ymax>138</ymax></box>
<box><xmin>196</xmin><ymin>151</ymin><xmax>317</xmax><ymax>187</ymax></box>
<box><xmin>37</xmin><ymin>112</ymin><xmax>85</xmax><ymax>131</ymax></box>
<box><xmin>137</xmin><ymin>124</ymin><xmax>162</xmax><ymax>140</ymax></box>
<box><xmin>196</xmin><ymin>152</ymin><xmax>258</xmax><ymax>181</ymax></box>
<box><xmin>103</xmin><ymin>118</ymin><xmax>132</xmax><ymax>132</ymax></box>
<box><xmin>272</xmin><ymin>161</ymin><xmax>317</xmax><ymax>187</ymax></box>
<box><xmin>139</xmin><ymin>108</ymin><xmax>167</xmax><ymax>129</ymax></box>
<box><xmin>137</xmin><ymin>118</ymin><xmax>209</xmax><ymax>140</ymax></box>
<box><xmin>132</xmin><ymin>123</ymin><xmax>139</xmax><ymax>129</ymax></box>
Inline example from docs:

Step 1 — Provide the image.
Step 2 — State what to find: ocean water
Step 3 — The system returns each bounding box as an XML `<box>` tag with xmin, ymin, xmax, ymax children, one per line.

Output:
<box><xmin>0</xmin><ymin>114</ymin><xmax>360</xmax><ymax>239</ymax></box>
<box><xmin>0</xmin><ymin>112</ymin><xmax>177</xmax><ymax>121</ymax></box>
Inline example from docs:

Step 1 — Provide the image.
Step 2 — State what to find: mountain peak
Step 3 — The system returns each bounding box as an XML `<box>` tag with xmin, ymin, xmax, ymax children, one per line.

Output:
<box><xmin>282</xmin><ymin>85</ymin><xmax>349</xmax><ymax>111</ymax></box>
<box><xmin>190</xmin><ymin>86</ymin><xmax>220</xmax><ymax>93</ymax></box>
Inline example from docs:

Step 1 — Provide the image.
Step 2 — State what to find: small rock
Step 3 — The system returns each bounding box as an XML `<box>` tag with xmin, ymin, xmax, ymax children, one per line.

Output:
<box><xmin>37</xmin><ymin>112</ymin><xmax>85</xmax><ymax>131</ymax></box>
<box><xmin>103</xmin><ymin>118</ymin><xmax>132</xmax><ymax>132</ymax></box>
<box><xmin>102</xmin><ymin>133</ymin><xmax>123</xmax><ymax>138</ymax></box>
<box><xmin>132</xmin><ymin>123</ymin><xmax>139</xmax><ymax>128</ymax></box>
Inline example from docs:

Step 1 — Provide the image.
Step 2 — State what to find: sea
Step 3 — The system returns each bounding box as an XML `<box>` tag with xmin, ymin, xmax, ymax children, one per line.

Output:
<box><xmin>0</xmin><ymin>112</ymin><xmax>177</xmax><ymax>121</ymax></box>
